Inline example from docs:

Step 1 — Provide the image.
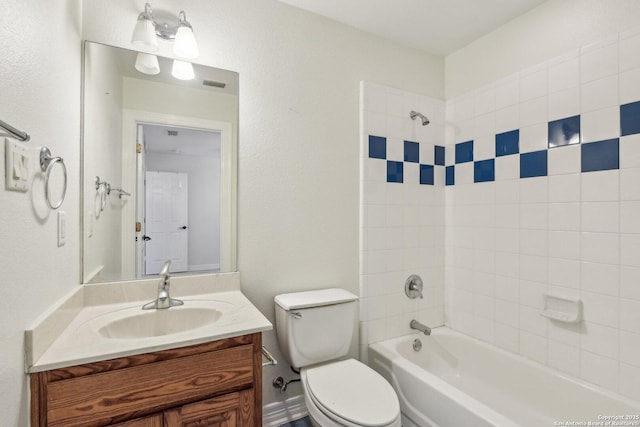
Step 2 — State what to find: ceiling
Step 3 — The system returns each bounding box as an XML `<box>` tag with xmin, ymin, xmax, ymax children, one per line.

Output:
<box><xmin>143</xmin><ymin>124</ymin><xmax>221</xmax><ymax>157</ymax></box>
<box><xmin>278</xmin><ymin>0</ymin><xmax>547</xmax><ymax>56</ymax></box>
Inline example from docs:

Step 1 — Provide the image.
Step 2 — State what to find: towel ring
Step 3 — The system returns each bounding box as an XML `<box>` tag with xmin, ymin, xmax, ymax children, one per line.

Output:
<box><xmin>40</xmin><ymin>147</ymin><xmax>67</xmax><ymax>210</ymax></box>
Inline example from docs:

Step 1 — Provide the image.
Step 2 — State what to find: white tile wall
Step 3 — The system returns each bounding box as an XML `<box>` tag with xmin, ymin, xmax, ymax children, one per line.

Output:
<box><xmin>444</xmin><ymin>28</ymin><xmax>640</xmax><ymax>401</ymax></box>
<box><xmin>361</xmin><ymin>27</ymin><xmax>640</xmax><ymax>401</ymax></box>
<box><xmin>359</xmin><ymin>82</ymin><xmax>445</xmax><ymax>362</ymax></box>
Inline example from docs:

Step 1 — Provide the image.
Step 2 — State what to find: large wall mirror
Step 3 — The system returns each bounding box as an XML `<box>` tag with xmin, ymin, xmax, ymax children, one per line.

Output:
<box><xmin>81</xmin><ymin>41</ymin><xmax>238</xmax><ymax>284</ymax></box>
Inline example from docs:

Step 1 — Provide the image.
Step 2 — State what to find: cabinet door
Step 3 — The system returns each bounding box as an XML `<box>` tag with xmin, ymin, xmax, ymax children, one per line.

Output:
<box><xmin>163</xmin><ymin>390</ymin><xmax>254</xmax><ymax>427</ymax></box>
<box><xmin>111</xmin><ymin>414</ymin><xmax>163</xmax><ymax>427</ymax></box>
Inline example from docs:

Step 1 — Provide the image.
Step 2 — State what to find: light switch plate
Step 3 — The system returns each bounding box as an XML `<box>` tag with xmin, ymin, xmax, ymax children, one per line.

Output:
<box><xmin>57</xmin><ymin>211</ymin><xmax>66</xmax><ymax>247</ymax></box>
<box><xmin>5</xmin><ymin>138</ymin><xmax>29</xmax><ymax>192</ymax></box>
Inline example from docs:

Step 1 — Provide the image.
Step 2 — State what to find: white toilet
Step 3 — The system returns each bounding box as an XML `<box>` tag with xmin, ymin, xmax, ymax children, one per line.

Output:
<box><xmin>275</xmin><ymin>288</ymin><xmax>401</xmax><ymax>427</ymax></box>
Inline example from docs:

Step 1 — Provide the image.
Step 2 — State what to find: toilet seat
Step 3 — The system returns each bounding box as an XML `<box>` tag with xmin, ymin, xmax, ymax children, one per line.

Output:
<box><xmin>302</xmin><ymin>359</ymin><xmax>400</xmax><ymax>427</ymax></box>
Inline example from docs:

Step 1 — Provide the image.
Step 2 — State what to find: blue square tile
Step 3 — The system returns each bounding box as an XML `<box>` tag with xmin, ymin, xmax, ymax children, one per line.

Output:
<box><xmin>455</xmin><ymin>141</ymin><xmax>474</xmax><ymax>164</ymax></box>
<box><xmin>387</xmin><ymin>161</ymin><xmax>403</xmax><ymax>183</ymax></box>
<box><xmin>495</xmin><ymin>130</ymin><xmax>519</xmax><ymax>157</ymax></box>
<box><xmin>420</xmin><ymin>164</ymin><xmax>434</xmax><ymax>185</ymax></box>
<box><xmin>474</xmin><ymin>159</ymin><xmax>495</xmax><ymax>183</ymax></box>
<box><xmin>548</xmin><ymin>115</ymin><xmax>580</xmax><ymax>148</ymax></box>
<box><xmin>621</xmin><ymin>101</ymin><xmax>640</xmax><ymax>136</ymax></box>
<box><xmin>434</xmin><ymin>145</ymin><xmax>445</xmax><ymax>166</ymax></box>
<box><xmin>581</xmin><ymin>139</ymin><xmax>619</xmax><ymax>172</ymax></box>
<box><xmin>369</xmin><ymin>135</ymin><xmax>386</xmax><ymax>159</ymax></box>
<box><xmin>520</xmin><ymin>150</ymin><xmax>548</xmax><ymax>178</ymax></box>
<box><xmin>404</xmin><ymin>140</ymin><xmax>420</xmax><ymax>163</ymax></box>
<box><xmin>445</xmin><ymin>165</ymin><xmax>455</xmax><ymax>186</ymax></box>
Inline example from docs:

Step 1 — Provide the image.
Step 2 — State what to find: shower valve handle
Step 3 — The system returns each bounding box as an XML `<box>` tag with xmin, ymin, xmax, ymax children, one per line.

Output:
<box><xmin>405</xmin><ymin>274</ymin><xmax>424</xmax><ymax>299</ymax></box>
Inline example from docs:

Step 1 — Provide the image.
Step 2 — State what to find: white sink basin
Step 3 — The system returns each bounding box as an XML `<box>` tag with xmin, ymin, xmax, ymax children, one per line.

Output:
<box><xmin>98</xmin><ymin>307</ymin><xmax>223</xmax><ymax>339</ymax></box>
<box><xmin>89</xmin><ymin>299</ymin><xmax>243</xmax><ymax>340</ymax></box>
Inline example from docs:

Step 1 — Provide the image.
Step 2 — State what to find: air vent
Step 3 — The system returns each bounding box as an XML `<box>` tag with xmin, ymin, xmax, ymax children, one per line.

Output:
<box><xmin>167</xmin><ymin>130</ymin><xmax>179</xmax><ymax>136</ymax></box>
<box><xmin>203</xmin><ymin>79</ymin><xmax>226</xmax><ymax>89</ymax></box>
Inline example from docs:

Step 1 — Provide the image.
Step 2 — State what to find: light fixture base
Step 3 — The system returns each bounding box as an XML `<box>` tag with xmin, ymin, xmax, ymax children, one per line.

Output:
<box><xmin>155</xmin><ymin>21</ymin><xmax>178</xmax><ymax>40</ymax></box>
<box><xmin>152</xmin><ymin>10</ymin><xmax>189</xmax><ymax>40</ymax></box>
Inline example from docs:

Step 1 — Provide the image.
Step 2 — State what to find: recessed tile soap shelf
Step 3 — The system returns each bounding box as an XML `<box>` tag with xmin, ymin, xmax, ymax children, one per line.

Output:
<box><xmin>540</xmin><ymin>293</ymin><xmax>582</xmax><ymax>323</ymax></box>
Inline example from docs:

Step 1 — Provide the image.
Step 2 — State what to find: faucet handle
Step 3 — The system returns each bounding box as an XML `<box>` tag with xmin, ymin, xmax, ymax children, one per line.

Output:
<box><xmin>405</xmin><ymin>274</ymin><xmax>424</xmax><ymax>299</ymax></box>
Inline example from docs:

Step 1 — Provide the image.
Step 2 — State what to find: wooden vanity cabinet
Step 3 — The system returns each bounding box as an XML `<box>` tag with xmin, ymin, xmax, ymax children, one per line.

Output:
<box><xmin>31</xmin><ymin>333</ymin><xmax>262</xmax><ymax>427</ymax></box>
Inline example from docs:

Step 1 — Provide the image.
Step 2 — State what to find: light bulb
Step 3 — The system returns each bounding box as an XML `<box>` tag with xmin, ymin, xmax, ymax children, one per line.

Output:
<box><xmin>173</xmin><ymin>11</ymin><xmax>199</xmax><ymax>59</ymax></box>
<box><xmin>135</xmin><ymin>53</ymin><xmax>160</xmax><ymax>75</ymax></box>
<box><xmin>131</xmin><ymin>4</ymin><xmax>158</xmax><ymax>52</ymax></box>
<box><xmin>172</xmin><ymin>60</ymin><xmax>195</xmax><ymax>80</ymax></box>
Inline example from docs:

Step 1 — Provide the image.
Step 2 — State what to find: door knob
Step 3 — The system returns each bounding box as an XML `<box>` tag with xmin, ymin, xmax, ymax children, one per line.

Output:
<box><xmin>179</xmin><ymin>226</ymin><xmax>188</xmax><ymax>230</ymax></box>
<box><xmin>143</xmin><ymin>235</ymin><xmax>151</xmax><ymax>241</ymax></box>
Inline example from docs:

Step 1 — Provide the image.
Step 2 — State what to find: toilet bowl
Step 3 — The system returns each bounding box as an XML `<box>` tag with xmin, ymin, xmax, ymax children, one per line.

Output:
<box><xmin>301</xmin><ymin>359</ymin><xmax>401</xmax><ymax>427</ymax></box>
<box><xmin>274</xmin><ymin>289</ymin><xmax>401</xmax><ymax>427</ymax></box>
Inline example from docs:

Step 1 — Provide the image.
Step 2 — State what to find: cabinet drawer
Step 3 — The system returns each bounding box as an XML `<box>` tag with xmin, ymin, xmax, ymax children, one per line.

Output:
<box><xmin>163</xmin><ymin>389</ymin><xmax>254</xmax><ymax>427</ymax></box>
<box><xmin>45</xmin><ymin>344</ymin><xmax>253</xmax><ymax>427</ymax></box>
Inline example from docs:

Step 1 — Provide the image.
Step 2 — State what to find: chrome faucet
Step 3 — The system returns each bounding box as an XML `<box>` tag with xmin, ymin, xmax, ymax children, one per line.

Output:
<box><xmin>142</xmin><ymin>260</ymin><xmax>184</xmax><ymax>310</ymax></box>
<box><xmin>410</xmin><ymin>319</ymin><xmax>431</xmax><ymax>336</ymax></box>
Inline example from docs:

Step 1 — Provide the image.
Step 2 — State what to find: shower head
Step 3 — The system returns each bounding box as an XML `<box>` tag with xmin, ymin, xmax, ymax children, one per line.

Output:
<box><xmin>410</xmin><ymin>110</ymin><xmax>430</xmax><ymax>126</ymax></box>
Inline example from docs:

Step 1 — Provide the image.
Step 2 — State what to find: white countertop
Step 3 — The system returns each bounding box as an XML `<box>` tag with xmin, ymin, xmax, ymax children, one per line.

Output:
<box><xmin>25</xmin><ymin>272</ymin><xmax>272</xmax><ymax>373</ymax></box>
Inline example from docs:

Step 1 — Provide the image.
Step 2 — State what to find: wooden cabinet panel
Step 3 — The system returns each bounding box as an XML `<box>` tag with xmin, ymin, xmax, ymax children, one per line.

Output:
<box><xmin>31</xmin><ymin>333</ymin><xmax>263</xmax><ymax>427</ymax></box>
<box><xmin>46</xmin><ymin>345</ymin><xmax>253</xmax><ymax>426</ymax></box>
<box><xmin>163</xmin><ymin>390</ymin><xmax>254</xmax><ymax>427</ymax></box>
<box><xmin>111</xmin><ymin>414</ymin><xmax>163</xmax><ymax>427</ymax></box>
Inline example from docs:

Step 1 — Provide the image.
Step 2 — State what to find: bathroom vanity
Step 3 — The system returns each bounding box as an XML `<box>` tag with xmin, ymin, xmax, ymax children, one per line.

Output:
<box><xmin>31</xmin><ymin>333</ymin><xmax>261</xmax><ymax>426</ymax></box>
<box><xmin>26</xmin><ymin>273</ymin><xmax>271</xmax><ymax>427</ymax></box>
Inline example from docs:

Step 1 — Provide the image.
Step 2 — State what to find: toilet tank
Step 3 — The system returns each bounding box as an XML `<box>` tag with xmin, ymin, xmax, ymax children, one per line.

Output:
<box><xmin>275</xmin><ymin>288</ymin><xmax>358</xmax><ymax>369</ymax></box>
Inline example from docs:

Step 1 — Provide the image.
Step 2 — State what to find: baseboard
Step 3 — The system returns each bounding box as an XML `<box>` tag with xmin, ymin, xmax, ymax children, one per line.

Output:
<box><xmin>262</xmin><ymin>394</ymin><xmax>307</xmax><ymax>427</ymax></box>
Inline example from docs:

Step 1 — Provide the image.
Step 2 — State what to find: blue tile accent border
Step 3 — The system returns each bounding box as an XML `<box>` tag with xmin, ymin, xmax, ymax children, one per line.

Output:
<box><xmin>520</xmin><ymin>150</ymin><xmax>548</xmax><ymax>178</ymax></box>
<box><xmin>621</xmin><ymin>101</ymin><xmax>640</xmax><ymax>137</ymax></box>
<box><xmin>387</xmin><ymin>161</ymin><xmax>403</xmax><ymax>183</ymax></box>
<box><xmin>367</xmin><ymin>97</ymin><xmax>639</xmax><ymax>185</ymax></box>
<box><xmin>455</xmin><ymin>141</ymin><xmax>474</xmax><ymax>164</ymax></box>
<box><xmin>474</xmin><ymin>159</ymin><xmax>495</xmax><ymax>183</ymax></box>
<box><xmin>582</xmin><ymin>139</ymin><xmax>619</xmax><ymax>172</ymax></box>
<box><xmin>496</xmin><ymin>130</ymin><xmax>519</xmax><ymax>157</ymax></box>
<box><xmin>420</xmin><ymin>164</ymin><xmax>434</xmax><ymax>185</ymax></box>
<box><xmin>435</xmin><ymin>145</ymin><xmax>445</xmax><ymax>166</ymax></box>
<box><xmin>404</xmin><ymin>140</ymin><xmax>419</xmax><ymax>163</ymax></box>
<box><xmin>368</xmin><ymin>135</ymin><xmax>386</xmax><ymax>159</ymax></box>
<box><xmin>548</xmin><ymin>115</ymin><xmax>580</xmax><ymax>148</ymax></box>
<box><xmin>446</xmin><ymin>166</ymin><xmax>455</xmax><ymax>186</ymax></box>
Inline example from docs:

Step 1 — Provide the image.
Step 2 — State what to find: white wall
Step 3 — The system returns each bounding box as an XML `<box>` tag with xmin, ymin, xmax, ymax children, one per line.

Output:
<box><xmin>446</xmin><ymin>0</ymin><xmax>640</xmax><ymax>98</ymax></box>
<box><xmin>444</xmin><ymin>0</ymin><xmax>640</xmax><ymax>401</ymax></box>
<box><xmin>0</xmin><ymin>1</ymin><xmax>82</xmax><ymax>425</ymax></box>
<box><xmin>83</xmin><ymin>0</ymin><xmax>445</xmax><ymax>412</ymax></box>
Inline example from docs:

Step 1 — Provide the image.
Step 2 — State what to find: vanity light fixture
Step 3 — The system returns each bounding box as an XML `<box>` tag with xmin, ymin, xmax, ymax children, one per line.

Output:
<box><xmin>131</xmin><ymin>3</ymin><xmax>199</xmax><ymax>80</ymax></box>
<box><xmin>131</xmin><ymin>3</ymin><xmax>199</xmax><ymax>60</ymax></box>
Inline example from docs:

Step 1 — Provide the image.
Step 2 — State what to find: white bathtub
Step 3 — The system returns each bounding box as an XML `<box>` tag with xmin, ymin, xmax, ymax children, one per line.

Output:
<box><xmin>369</xmin><ymin>327</ymin><xmax>640</xmax><ymax>427</ymax></box>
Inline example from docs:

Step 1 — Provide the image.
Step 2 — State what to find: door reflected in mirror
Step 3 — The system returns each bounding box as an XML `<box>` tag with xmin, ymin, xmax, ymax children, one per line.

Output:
<box><xmin>82</xmin><ymin>41</ymin><xmax>238</xmax><ymax>284</ymax></box>
<box><xmin>139</xmin><ymin>124</ymin><xmax>221</xmax><ymax>276</ymax></box>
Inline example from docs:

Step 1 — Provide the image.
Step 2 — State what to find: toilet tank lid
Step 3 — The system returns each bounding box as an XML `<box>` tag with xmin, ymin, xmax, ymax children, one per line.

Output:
<box><xmin>275</xmin><ymin>288</ymin><xmax>357</xmax><ymax>310</ymax></box>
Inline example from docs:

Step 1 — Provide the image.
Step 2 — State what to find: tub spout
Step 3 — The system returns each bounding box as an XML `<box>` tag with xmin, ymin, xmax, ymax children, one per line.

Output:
<box><xmin>410</xmin><ymin>319</ymin><xmax>431</xmax><ymax>336</ymax></box>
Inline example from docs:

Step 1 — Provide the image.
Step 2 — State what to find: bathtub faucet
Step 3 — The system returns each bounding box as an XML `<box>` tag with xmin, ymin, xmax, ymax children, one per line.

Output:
<box><xmin>410</xmin><ymin>319</ymin><xmax>431</xmax><ymax>336</ymax></box>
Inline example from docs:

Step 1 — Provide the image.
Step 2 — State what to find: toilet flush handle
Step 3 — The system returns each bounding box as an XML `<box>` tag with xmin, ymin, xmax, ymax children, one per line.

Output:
<box><xmin>289</xmin><ymin>311</ymin><xmax>302</xmax><ymax>319</ymax></box>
